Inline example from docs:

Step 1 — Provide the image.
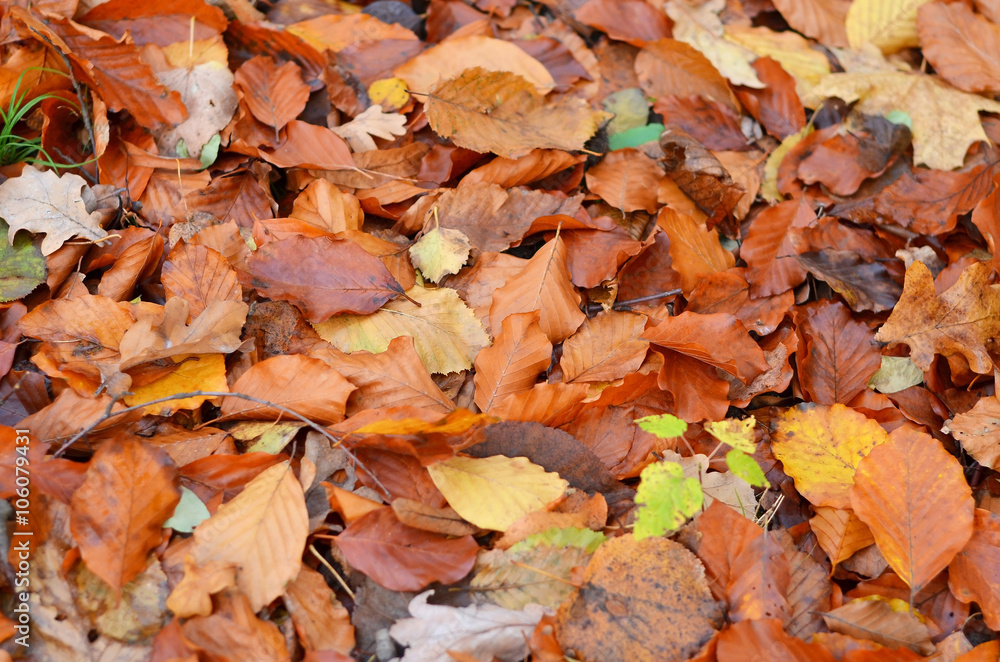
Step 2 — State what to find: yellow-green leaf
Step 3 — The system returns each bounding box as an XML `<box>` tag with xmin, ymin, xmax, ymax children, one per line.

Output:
<box><xmin>633</xmin><ymin>461</ymin><xmax>704</xmax><ymax>540</ymax></box>
<box><xmin>771</xmin><ymin>403</ymin><xmax>888</xmax><ymax>509</ymax></box>
<box><xmin>408</xmin><ymin>226</ymin><xmax>471</xmax><ymax>283</ymax></box>
<box><xmin>705</xmin><ymin>417</ymin><xmax>756</xmax><ymax>453</ymax></box>
<box><xmin>427</xmin><ymin>455</ymin><xmax>569</xmax><ymax>532</ymax></box>
<box><xmin>313</xmin><ymin>285</ymin><xmax>490</xmax><ymax>374</ymax></box>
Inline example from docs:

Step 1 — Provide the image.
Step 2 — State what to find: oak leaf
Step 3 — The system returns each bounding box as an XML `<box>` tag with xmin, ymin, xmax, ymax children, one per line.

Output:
<box><xmin>875</xmin><ymin>260</ymin><xmax>1000</xmax><ymax>374</ymax></box>
<box><xmin>424</xmin><ymin>68</ymin><xmax>610</xmax><ymax>159</ymax></box>
<box><xmin>943</xmin><ymin>396</ymin><xmax>1000</xmax><ymax>470</ymax></box>
<box><xmin>0</xmin><ymin>165</ymin><xmax>107</xmax><ymax>256</ymax></box>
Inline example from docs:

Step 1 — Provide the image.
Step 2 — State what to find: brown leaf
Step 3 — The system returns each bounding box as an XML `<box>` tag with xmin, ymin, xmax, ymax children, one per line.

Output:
<box><xmin>795</xmin><ymin>251</ymin><xmax>903</xmax><ymax>313</ymax></box>
<box><xmin>560</xmin><ymin>311</ymin><xmax>649</xmax><ymax>383</ymax></box>
<box><xmin>556</xmin><ymin>535</ymin><xmax>724</xmax><ymax>662</ymax></box>
<box><xmin>461</xmin><ymin>150</ymin><xmax>586</xmax><ymax>189</ymax></box>
<box><xmin>181</xmin><ymin>592</ymin><xmax>290</xmax><ymax>661</ymax></box>
<box><xmin>473</xmin><ymin>311</ymin><xmax>552</xmax><ymax>413</ymax></box>
<box><xmin>635</xmin><ymin>39</ymin><xmax>737</xmax><ymax>111</ymax></box>
<box><xmin>574</xmin><ymin>0</ymin><xmax>672</xmax><ymax>47</ymax></box>
<box><xmin>234</xmin><ymin>56</ymin><xmax>310</xmax><ymax>134</ymax></box>
<box><xmin>658</xmin><ymin>208</ymin><xmax>735</xmax><ymax>294</ymax></box>
<box><xmin>726</xmin><ymin>533</ymin><xmax>791</xmax><ymax>624</ymax></box>
<box><xmin>717</xmin><ymin>618</ymin><xmax>837</xmax><ymax>662</ymax></box>
<box><xmin>875</xmin><ymin>260</ymin><xmax>1000</xmax><ymax>373</ymax></box>
<box><xmin>283</xmin><ymin>566</ymin><xmax>355</xmax><ymax>654</ymax></box>
<box><xmin>851</xmin><ymin>426</ymin><xmax>974</xmax><ymax>595</ymax></box>
<box><xmin>585</xmin><ymin>149</ymin><xmax>664</xmax><ymax>212</ymax></box>
<box><xmin>79</xmin><ymin>0</ymin><xmax>227</xmax><ymax>47</ymax></box>
<box><xmin>949</xmin><ymin>508</ymin><xmax>1000</xmax><ymax>630</ymax></box>
<box><xmin>334</xmin><ymin>507</ymin><xmax>478</xmax><ymax>592</ymax></box>
<box><xmin>247</xmin><ymin>234</ymin><xmax>404</xmax><ymax>323</ymax></box>
<box><xmin>260</xmin><ymin>120</ymin><xmax>355</xmax><ymax>170</ymax></box>
<box><xmin>735</xmin><ymin>57</ymin><xmax>806</xmax><ymax>140</ymax></box>
<box><xmin>686</xmin><ymin>268</ymin><xmax>793</xmax><ymax>336</ymax></box>
<box><xmin>810</xmin><ymin>506</ymin><xmax>876</xmax><ymax>568</ymax></box>
<box><xmin>740</xmin><ymin>198</ymin><xmax>813</xmax><ymax>297</ymax></box>
<box><xmin>771</xmin><ymin>0</ymin><xmax>849</xmax><ymax>47</ymax></box>
<box><xmin>821</xmin><ymin>598</ymin><xmax>934</xmax><ymax>655</ymax></box>
<box><xmin>919</xmin><ymin>2</ymin><xmax>1000</xmax><ymax>94</ymax></box>
<box><xmin>793</xmin><ymin>300</ymin><xmax>882</xmax><ymax>405</ymax></box>
<box><xmin>70</xmin><ymin>437</ymin><xmax>181</xmax><ymax>595</ymax></box>
<box><xmin>221</xmin><ymin>354</ymin><xmax>355</xmax><ymax>425</ymax></box>
<box><xmin>391</xmin><ymin>498</ymin><xmax>478</xmax><ymax>537</ymax></box>
<box><xmin>489</xmin><ymin>235</ymin><xmax>585</xmax><ymax>343</ymax></box>
<box><xmin>424</xmin><ymin>68</ymin><xmax>609</xmax><ymax>159</ymax></box>
<box><xmin>643</xmin><ymin>311</ymin><xmax>769</xmax><ymax>384</ymax></box>
<box><xmin>162</xmin><ymin>243</ymin><xmax>242</xmax><ymax>321</ymax></box>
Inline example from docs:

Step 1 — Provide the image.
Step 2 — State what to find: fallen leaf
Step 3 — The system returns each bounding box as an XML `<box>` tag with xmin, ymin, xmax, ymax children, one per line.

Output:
<box><xmin>556</xmin><ymin>535</ymin><xmax>724</xmax><ymax>662</ymax></box>
<box><xmin>948</xmin><ymin>508</ymin><xmax>1000</xmax><ymax>630</ymax></box>
<box><xmin>471</xmin><ymin>543</ymin><xmax>591</xmax><ymax>610</ymax></box>
<box><xmin>772</xmin><ymin>403</ymin><xmax>889</xmax><ymax>509</ymax></box>
<box><xmin>771</xmin><ymin>0</ymin><xmax>849</xmax><ymax>47</ymax></box>
<box><xmin>810</xmin><ymin>506</ymin><xmax>876</xmax><ymax>568</ymax></box>
<box><xmin>918</xmin><ymin>2</ymin><xmax>1000</xmax><ymax>94</ymax></box>
<box><xmin>334</xmin><ymin>507</ymin><xmax>478</xmax><ymax>592</ymax></box>
<box><xmin>0</xmin><ymin>218</ymin><xmax>46</xmax><ymax>302</ymax></box>
<box><xmin>156</xmin><ymin>60</ymin><xmax>238</xmax><ymax>157</ymax></box>
<box><xmin>314</xmin><ymin>285</ymin><xmax>490</xmax><ymax>375</ymax></box>
<box><xmin>560</xmin><ymin>311</ymin><xmax>648</xmax><ymax>383</ymax></box>
<box><xmin>247</xmin><ymin>234</ymin><xmax>404</xmax><ymax>323</ymax></box>
<box><xmin>408</xmin><ymin>225</ymin><xmax>471</xmax><ymax>284</ymax></box>
<box><xmin>846</xmin><ymin>0</ymin><xmax>933</xmax><ymax>54</ymax></box>
<box><xmin>425</xmin><ymin>68</ymin><xmax>609</xmax><ymax>159</ymax></box>
<box><xmin>943</xmin><ymin>396</ymin><xmax>1000</xmax><ymax>470</ymax></box>
<box><xmin>473</xmin><ymin>311</ymin><xmax>552</xmax><ymax>413</ymax></box>
<box><xmin>585</xmin><ymin>148</ymin><xmax>663</xmax><ymax>213</ymax></box>
<box><xmin>666</xmin><ymin>0</ymin><xmax>764</xmax><ymax>88</ymax></box>
<box><xmin>658</xmin><ymin>208</ymin><xmax>735</xmax><ymax>294</ymax></box>
<box><xmin>0</xmin><ymin>165</ymin><xmax>107</xmax><ymax>256</ymax></box>
<box><xmin>389</xmin><ymin>590</ymin><xmax>546</xmax><ymax>662</ymax></box>
<box><xmin>875</xmin><ymin>260</ymin><xmax>1000</xmax><ymax>373</ymax></box>
<box><xmin>427</xmin><ymin>455</ymin><xmax>568</xmax><ymax>532</ymax></box>
<box><xmin>717</xmin><ymin>618</ymin><xmax>837</xmax><ymax>662</ymax></box>
<box><xmin>283</xmin><ymin>565</ymin><xmax>355</xmax><ymax>654</ymax></box>
<box><xmin>851</xmin><ymin>426</ymin><xmax>974</xmax><ymax>594</ymax></box>
<box><xmin>332</xmin><ymin>104</ymin><xmax>407</xmax><ymax>152</ymax></box>
<box><xmin>822</xmin><ymin>597</ymin><xmax>934</xmax><ymax>655</ymax></box>
<box><xmin>233</xmin><ymin>55</ymin><xmax>310</xmax><ymax>135</ymax></box>
<box><xmin>192</xmin><ymin>461</ymin><xmax>308</xmax><ymax>611</ymax></box>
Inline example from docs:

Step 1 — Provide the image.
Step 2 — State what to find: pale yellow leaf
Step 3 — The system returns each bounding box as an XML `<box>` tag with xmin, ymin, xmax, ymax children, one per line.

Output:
<box><xmin>801</xmin><ymin>71</ymin><xmax>1000</xmax><ymax>170</ymax></box>
<box><xmin>192</xmin><ymin>461</ymin><xmax>308</xmax><ymax>611</ymax></box>
<box><xmin>724</xmin><ymin>25</ymin><xmax>831</xmax><ymax>94</ymax></box>
<box><xmin>0</xmin><ymin>165</ymin><xmax>106</xmax><ymax>256</ymax></box>
<box><xmin>332</xmin><ymin>104</ymin><xmax>407</xmax><ymax>152</ymax></box>
<box><xmin>427</xmin><ymin>456</ymin><xmax>569</xmax><ymax>532</ymax></box>
<box><xmin>408</xmin><ymin>226</ymin><xmax>471</xmax><ymax>283</ymax></box>
<box><xmin>846</xmin><ymin>0</ymin><xmax>933</xmax><ymax>54</ymax></box>
<box><xmin>313</xmin><ymin>285</ymin><xmax>490</xmax><ymax>374</ymax></box>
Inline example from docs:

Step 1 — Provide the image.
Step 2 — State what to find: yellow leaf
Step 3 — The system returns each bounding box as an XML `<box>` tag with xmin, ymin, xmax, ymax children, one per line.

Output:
<box><xmin>313</xmin><ymin>285</ymin><xmax>490</xmax><ymax>374</ymax></box>
<box><xmin>124</xmin><ymin>354</ymin><xmax>228</xmax><ymax>415</ymax></box>
<box><xmin>408</xmin><ymin>226</ymin><xmax>471</xmax><ymax>283</ymax></box>
<box><xmin>427</xmin><ymin>455</ymin><xmax>569</xmax><ymax>531</ymax></box>
<box><xmin>762</xmin><ymin>126</ymin><xmax>811</xmax><ymax>202</ymax></box>
<box><xmin>368</xmin><ymin>77</ymin><xmax>410</xmax><ymax>112</ymax></box>
<box><xmin>424</xmin><ymin>68</ymin><xmax>611</xmax><ymax>160</ymax></box>
<box><xmin>801</xmin><ymin>71</ymin><xmax>1000</xmax><ymax>170</ymax></box>
<box><xmin>846</xmin><ymin>0</ymin><xmax>933</xmax><ymax>54</ymax></box>
<box><xmin>704</xmin><ymin>417</ymin><xmax>756</xmax><ymax>453</ymax></box>
<box><xmin>667</xmin><ymin>0</ymin><xmax>764</xmax><ymax>88</ymax></box>
<box><xmin>771</xmin><ymin>403</ymin><xmax>888</xmax><ymax>509</ymax></box>
<box><xmin>192</xmin><ymin>461</ymin><xmax>308</xmax><ymax>611</ymax></box>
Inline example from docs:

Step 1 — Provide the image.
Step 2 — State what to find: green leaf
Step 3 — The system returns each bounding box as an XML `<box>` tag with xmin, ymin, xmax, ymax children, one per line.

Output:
<box><xmin>635</xmin><ymin>413</ymin><xmax>688</xmax><ymax>439</ymax></box>
<box><xmin>633</xmin><ymin>461</ymin><xmax>703</xmax><ymax>540</ymax></box>
<box><xmin>200</xmin><ymin>134</ymin><xmax>221</xmax><ymax>169</ymax></box>
<box><xmin>0</xmin><ymin>218</ymin><xmax>46</xmax><ymax>302</ymax></box>
<box><xmin>704</xmin><ymin>417</ymin><xmax>756</xmax><ymax>453</ymax></box>
<box><xmin>164</xmin><ymin>487</ymin><xmax>211</xmax><ymax>533</ymax></box>
<box><xmin>510</xmin><ymin>526</ymin><xmax>606</xmax><ymax>554</ymax></box>
<box><xmin>609</xmin><ymin>123</ymin><xmax>665</xmax><ymax>150</ymax></box>
<box><xmin>725</xmin><ymin>449</ymin><xmax>767</xmax><ymax>488</ymax></box>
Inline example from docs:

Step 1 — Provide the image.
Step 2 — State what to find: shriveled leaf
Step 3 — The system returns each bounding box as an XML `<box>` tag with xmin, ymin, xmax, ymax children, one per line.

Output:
<box><xmin>334</xmin><ymin>508</ymin><xmax>477</xmax><ymax>592</ymax></box>
<box><xmin>192</xmin><ymin>461</ymin><xmax>308</xmax><ymax>611</ymax></box>
<box><xmin>314</xmin><ymin>285</ymin><xmax>490</xmax><ymax>374</ymax></box>
<box><xmin>0</xmin><ymin>165</ymin><xmax>106</xmax><ymax>256</ymax></box>
<box><xmin>425</xmin><ymin>68</ymin><xmax>610</xmax><ymax>159</ymax></box>
<box><xmin>851</xmin><ymin>426</ymin><xmax>974</xmax><ymax>595</ymax></box>
<box><xmin>70</xmin><ymin>437</ymin><xmax>181</xmax><ymax>595</ymax></box>
<box><xmin>772</xmin><ymin>403</ymin><xmax>888</xmax><ymax>509</ymax></box>
<box><xmin>427</xmin><ymin>455</ymin><xmax>569</xmax><ymax>532</ymax></box>
<box><xmin>247</xmin><ymin>234</ymin><xmax>404</xmax><ymax>323</ymax></box>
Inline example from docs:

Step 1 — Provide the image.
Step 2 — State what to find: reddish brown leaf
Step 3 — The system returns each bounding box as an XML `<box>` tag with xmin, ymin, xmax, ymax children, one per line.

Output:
<box><xmin>474</xmin><ymin>311</ymin><xmax>552</xmax><ymax>413</ymax></box>
<box><xmin>686</xmin><ymin>268</ymin><xmax>793</xmax><ymax>336</ymax></box>
<box><xmin>334</xmin><ymin>507</ymin><xmax>478</xmax><ymax>592</ymax></box>
<box><xmin>919</xmin><ymin>2</ymin><xmax>1000</xmax><ymax>94</ymax></box>
<box><xmin>949</xmin><ymin>508</ymin><xmax>1000</xmax><ymax>629</ymax></box>
<box><xmin>643</xmin><ymin>311</ymin><xmax>769</xmax><ymax>384</ymax></box>
<box><xmin>635</xmin><ymin>38</ymin><xmax>737</xmax><ymax>111</ymax></box>
<box><xmin>162</xmin><ymin>243</ymin><xmax>242</xmax><ymax>321</ymax></box>
<box><xmin>70</xmin><ymin>436</ymin><xmax>181</xmax><ymax>594</ymax></box>
<box><xmin>716</xmin><ymin>618</ymin><xmax>837</xmax><ymax>662</ymax></box>
<box><xmin>741</xmin><ymin>198</ymin><xmax>813</xmax><ymax>297</ymax></box>
<box><xmin>574</xmin><ymin>0</ymin><xmax>672</xmax><ymax>47</ymax></box>
<box><xmin>247</xmin><ymin>234</ymin><xmax>404</xmax><ymax>323</ymax></box>
<box><xmin>735</xmin><ymin>57</ymin><xmax>806</xmax><ymax>139</ymax></box>
<box><xmin>585</xmin><ymin>149</ymin><xmax>663</xmax><ymax>212</ymax></box>
<box><xmin>234</xmin><ymin>56</ymin><xmax>310</xmax><ymax>134</ymax></box>
<box><xmin>80</xmin><ymin>0</ymin><xmax>228</xmax><ymax>47</ymax></box>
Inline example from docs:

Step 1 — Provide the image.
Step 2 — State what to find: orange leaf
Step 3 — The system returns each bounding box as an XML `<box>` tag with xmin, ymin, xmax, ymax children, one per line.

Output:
<box><xmin>283</xmin><ymin>565</ymin><xmax>355</xmax><ymax>654</ymax></box>
<box><xmin>635</xmin><ymin>38</ymin><xmax>737</xmax><ymax>111</ymax></box>
<box><xmin>658</xmin><ymin>208</ymin><xmax>735</xmax><ymax>294</ymax></box>
<box><xmin>473</xmin><ymin>311</ymin><xmax>552</xmax><ymax>413</ymax></box>
<box><xmin>716</xmin><ymin>618</ymin><xmax>837</xmax><ymax>662</ymax></box>
<box><xmin>741</xmin><ymin>198</ymin><xmax>813</xmax><ymax>297</ymax></box>
<box><xmin>585</xmin><ymin>149</ymin><xmax>663</xmax><ymax>213</ymax></box>
<box><xmin>79</xmin><ymin>0</ymin><xmax>228</xmax><ymax>47</ymax></box>
<box><xmin>574</xmin><ymin>0</ymin><xmax>672</xmax><ymax>47</ymax></box>
<box><xmin>69</xmin><ymin>436</ymin><xmax>181</xmax><ymax>595</ymax></box>
<box><xmin>161</xmin><ymin>243</ymin><xmax>242</xmax><ymax>321</ymax></box>
<box><xmin>234</xmin><ymin>55</ymin><xmax>310</xmax><ymax>135</ymax></box>
<box><xmin>221</xmin><ymin>354</ymin><xmax>355</xmax><ymax>425</ymax></box>
<box><xmin>560</xmin><ymin>311</ymin><xmax>649</xmax><ymax>383</ymax></box>
<box><xmin>943</xmin><ymin>395</ymin><xmax>1000</xmax><ymax>470</ymax></box>
<box><xmin>489</xmin><ymin>235</ymin><xmax>585</xmax><ymax>343</ymax></box>
<box><xmin>949</xmin><ymin>508</ymin><xmax>1000</xmax><ymax>629</ymax></box>
<box><xmin>918</xmin><ymin>2</ymin><xmax>1000</xmax><ymax>94</ymax></box>
<box><xmin>809</xmin><ymin>506</ymin><xmax>876</xmax><ymax>568</ymax></box>
<box><xmin>851</xmin><ymin>426</ymin><xmax>974</xmax><ymax>594</ymax></box>
<box><xmin>260</xmin><ymin>120</ymin><xmax>355</xmax><ymax>170</ymax></box>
